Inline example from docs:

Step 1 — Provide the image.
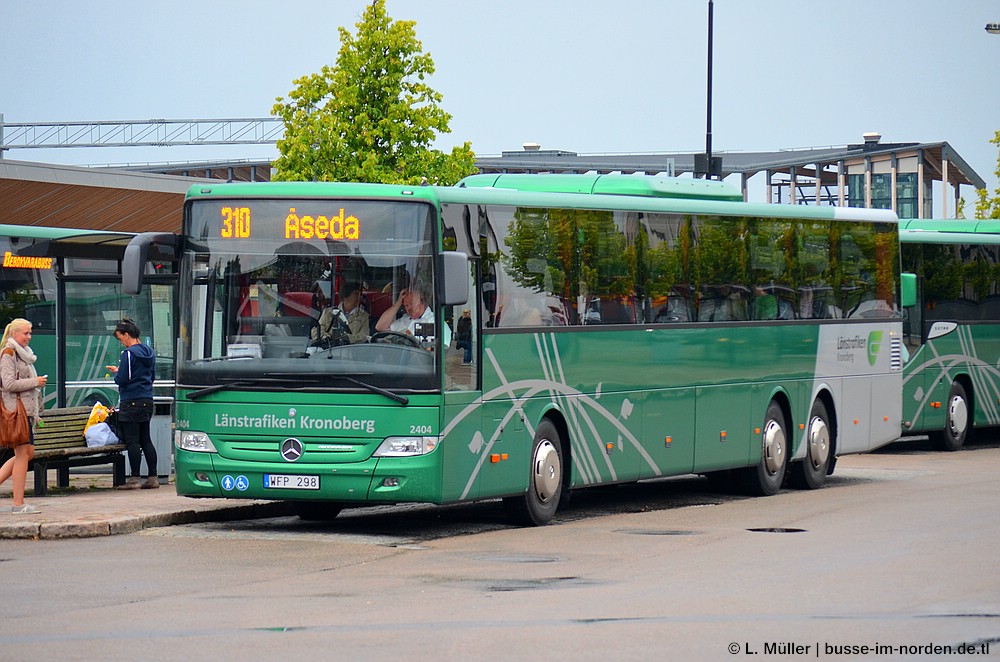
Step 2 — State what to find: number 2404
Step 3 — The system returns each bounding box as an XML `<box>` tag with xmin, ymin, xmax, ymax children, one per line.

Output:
<box><xmin>410</xmin><ymin>425</ymin><xmax>433</xmax><ymax>434</ymax></box>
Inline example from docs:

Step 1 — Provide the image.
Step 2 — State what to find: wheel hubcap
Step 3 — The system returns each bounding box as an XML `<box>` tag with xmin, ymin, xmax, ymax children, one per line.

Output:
<box><xmin>532</xmin><ymin>439</ymin><xmax>560</xmax><ymax>503</ymax></box>
<box><xmin>762</xmin><ymin>419</ymin><xmax>785</xmax><ymax>475</ymax></box>
<box><xmin>948</xmin><ymin>396</ymin><xmax>968</xmax><ymax>438</ymax></box>
<box><xmin>807</xmin><ymin>415</ymin><xmax>830</xmax><ymax>469</ymax></box>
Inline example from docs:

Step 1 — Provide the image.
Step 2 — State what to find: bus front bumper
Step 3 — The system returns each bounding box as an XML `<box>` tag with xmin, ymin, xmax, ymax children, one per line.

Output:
<box><xmin>173</xmin><ymin>449</ymin><xmax>442</xmax><ymax>503</ymax></box>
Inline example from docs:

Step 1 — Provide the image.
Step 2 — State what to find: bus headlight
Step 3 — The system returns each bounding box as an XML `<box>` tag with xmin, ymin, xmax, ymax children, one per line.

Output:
<box><xmin>373</xmin><ymin>436</ymin><xmax>438</xmax><ymax>457</ymax></box>
<box><xmin>175</xmin><ymin>430</ymin><xmax>217</xmax><ymax>453</ymax></box>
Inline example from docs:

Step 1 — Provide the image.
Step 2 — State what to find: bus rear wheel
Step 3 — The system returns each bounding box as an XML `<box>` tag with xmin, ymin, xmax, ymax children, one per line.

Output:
<box><xmin>789</xmin><ymin>400</ymin><xmax>832</xmax><ymax>489</ymax></box>
<box><xmin>503</xmin><ymin>419</ymin><xmax>563</xmax><ymax>526</ymax></box>
<box><xmin>738</xmin><ymin>401</ymin><xmax>787</xmax><ymax>496</ymax></box>
<box><xmin>930</xmin><ymin>381</ymin><xmax>970</xmax><ymax>451</ymax></box>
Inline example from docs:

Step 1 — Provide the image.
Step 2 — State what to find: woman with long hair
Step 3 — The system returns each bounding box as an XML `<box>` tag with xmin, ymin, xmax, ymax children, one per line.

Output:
<box><xmin>0</xmin><ymin>318</ymin><xmax>47</xmax><ymax>514</ymax></box>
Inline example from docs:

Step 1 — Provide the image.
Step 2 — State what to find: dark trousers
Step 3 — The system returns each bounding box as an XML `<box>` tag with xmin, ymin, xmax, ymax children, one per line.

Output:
<box><xmin>456</xmin><ymin>339</ymin><xmax>472</xmax><ymax>363</ymax></box>
<box><xmin>120</xmin><ymin>420</ymin><xmax>157</xmax><ymax>477</ymax></box>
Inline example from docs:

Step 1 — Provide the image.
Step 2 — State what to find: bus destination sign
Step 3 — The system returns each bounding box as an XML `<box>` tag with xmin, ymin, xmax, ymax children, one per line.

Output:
<box><xmin>220</xmin><ymin>206</ymin><xmax>361</xmax><ymax>241</ymax></box>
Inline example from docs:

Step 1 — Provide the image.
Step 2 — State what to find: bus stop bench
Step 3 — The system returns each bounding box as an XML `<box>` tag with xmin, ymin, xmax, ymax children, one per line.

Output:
<box><xmin>30</xmin><ymin>406</ymin><xmax>127</xmax><ymax>496</ymax></box>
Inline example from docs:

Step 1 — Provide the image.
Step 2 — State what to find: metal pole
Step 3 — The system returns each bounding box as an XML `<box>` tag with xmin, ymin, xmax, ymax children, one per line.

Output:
<box><xmin>705</xmin><ymin>0</ymin><xmax>714</xmax><ymax>179</ymax></box>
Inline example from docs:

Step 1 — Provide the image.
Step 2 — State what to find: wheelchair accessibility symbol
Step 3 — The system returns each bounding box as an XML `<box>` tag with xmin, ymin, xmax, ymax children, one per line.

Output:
<box><xmin>222</xmin><ymin>475</ymin><xmax>250</xmax><ymax>492</ymax></box>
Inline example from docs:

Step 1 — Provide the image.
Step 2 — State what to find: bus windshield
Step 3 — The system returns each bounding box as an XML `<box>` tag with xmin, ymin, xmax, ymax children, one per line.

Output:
<box><xmin>178</xmin><ymin>198</ymin><xmax>441</xmax><ymax>393</ymax></box>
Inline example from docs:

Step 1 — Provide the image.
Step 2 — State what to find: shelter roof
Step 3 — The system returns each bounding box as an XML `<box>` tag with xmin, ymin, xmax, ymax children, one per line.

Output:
<box><xmin>476</xmin><ymin>141</ymin><xmax>986</xmax><ymax>189</ymax></box>
<box><xmin>0</xmin><ymin>159</ymin><xmax>208</xmax><ymax>233</ymax></box>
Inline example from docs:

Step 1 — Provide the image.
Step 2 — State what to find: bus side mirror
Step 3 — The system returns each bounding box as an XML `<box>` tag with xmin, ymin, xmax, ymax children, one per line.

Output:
<box><xmin>900</xmin><ymin>272</ymin><xmax>917</xmax><ymax>309</ymax></box>
<box><xmin>440</xmin><ymin>251</ymin><xmax>469</xmax><ymax>307</ymax></box>
<box><xmin>123</xmin><ymin>233</ymin><xmax>177</xmax><ymax>295</ymax></box>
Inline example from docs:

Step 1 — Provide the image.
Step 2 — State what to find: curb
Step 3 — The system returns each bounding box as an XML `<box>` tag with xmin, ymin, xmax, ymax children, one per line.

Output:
<box><xmin>0</xmin><ymin>500</ymin><xmax>297</xmax><ymax>540</ymax></box>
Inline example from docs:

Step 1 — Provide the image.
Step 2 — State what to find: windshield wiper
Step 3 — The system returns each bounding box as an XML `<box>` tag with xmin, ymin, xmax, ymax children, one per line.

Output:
<box><xmin>187</xmin><ymin>381</ymin><xmax>249</xmax><ymax>400</ymax></box>
<box><xmin>341</xmin><ymin>376</ymin><xmax>409</xmax><ymax>405</ymax></box>
<box><xmin>187</xmin><ymin>374</ymin><xmax>408</xmax><ymax>405</ymax></box>
<box><xmin>260</xmin><ymin>372</ymin><xmax>409</xmax><ymax>405</ymax></box>
<box><xmin>186</xmin><ymin>376</ymin><xmax>313</xmax><ymax>400</ymax></box>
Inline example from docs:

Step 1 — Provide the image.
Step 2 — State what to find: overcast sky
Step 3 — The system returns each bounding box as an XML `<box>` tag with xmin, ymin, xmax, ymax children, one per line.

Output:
<box><xmin>2</xmin><ymin>1</ymin><xmax>998</xmax><ymax>212</ymax></box>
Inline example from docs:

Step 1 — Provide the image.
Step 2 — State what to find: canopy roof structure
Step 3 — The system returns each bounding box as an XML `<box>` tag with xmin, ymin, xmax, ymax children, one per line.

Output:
<box><xmin>0</xmin><ymin>135</ymin><xmax>989</xmax><ymax>233</ymax></box>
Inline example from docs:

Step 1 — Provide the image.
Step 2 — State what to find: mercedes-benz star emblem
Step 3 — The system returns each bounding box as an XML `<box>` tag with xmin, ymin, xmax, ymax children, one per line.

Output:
<box><xmin>281</xmin><ymin>438</ymin><xmax>303</xmax><ymax>462</ymax></box>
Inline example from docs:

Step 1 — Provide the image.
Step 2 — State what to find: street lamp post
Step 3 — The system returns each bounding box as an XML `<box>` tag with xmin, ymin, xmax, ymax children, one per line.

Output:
<box><xmin>696</xmin><ymin>0</ymin><xmax>722</xmax><ymax>179</ymax></box>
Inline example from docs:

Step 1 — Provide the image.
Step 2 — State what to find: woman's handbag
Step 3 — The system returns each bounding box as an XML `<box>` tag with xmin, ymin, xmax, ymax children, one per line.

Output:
<box><xmin>0</xmin><ymin>396</ymin><xmax>31</xmax><ymax>448</ymax></box>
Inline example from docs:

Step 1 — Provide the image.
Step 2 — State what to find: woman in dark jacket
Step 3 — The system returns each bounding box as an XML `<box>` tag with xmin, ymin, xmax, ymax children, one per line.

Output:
<box><xmin>107</xmin><ymin>319</ymin><xmax>158</xmax><ymax>489</ymax></box>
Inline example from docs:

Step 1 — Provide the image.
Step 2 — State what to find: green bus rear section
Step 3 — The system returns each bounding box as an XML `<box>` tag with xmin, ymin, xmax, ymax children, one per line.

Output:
<box><xmin>900</xmin><ymin>219</ymin><xmax>1000</xmax><ymax>436</ymax></box>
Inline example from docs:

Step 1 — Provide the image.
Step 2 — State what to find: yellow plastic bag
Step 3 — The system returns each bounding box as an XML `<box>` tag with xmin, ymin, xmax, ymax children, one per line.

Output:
<box><xmin>85</xmin><ymin>402</ymin><xmax>110</xmax><ymax>433</ymax></box>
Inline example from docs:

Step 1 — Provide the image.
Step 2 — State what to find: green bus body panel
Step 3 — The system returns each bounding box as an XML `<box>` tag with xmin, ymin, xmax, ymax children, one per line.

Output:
<box><xmin>0</xmin><ymin>224</ymin><xmax>106</xmax><ymax>241</ymax></box>
<box><xmin>899</xmin><ymin>219</ymin><xmax>983</xmax><ymax>233</ymax></box>
<box><xmin>900</xmin><ymin>219</ymin><xmax>1000</xmax><ymax>235</ymax></box>
<box><xmin>441</xmin><ymin>182</ymin><xmax>849</xmax><ymax>221</ymax></box>
<box><xmin>458</xmin><ymin>173</ymin><xmax>745</xmax><ymax>201</ymax></box>
<box><xmin>174</xmin><ymin>391</ymin><xmax>453</xmax><ymax>503</ymax></box>
<box><xmin>463</xmin><ymin>325</ymin><xmax>900</xmax><ymax>495</ymax></box>
<box><xmin>174</xmin><ymin>321</ymin><xmax>903</xmax><ymax>505</ymax></box>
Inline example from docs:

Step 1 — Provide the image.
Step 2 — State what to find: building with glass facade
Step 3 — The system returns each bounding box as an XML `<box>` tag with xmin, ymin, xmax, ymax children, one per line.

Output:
<box><xmin>474</xmin><ymin>134</ymin><xmax>986</xmax><ymax>219</ymax></box>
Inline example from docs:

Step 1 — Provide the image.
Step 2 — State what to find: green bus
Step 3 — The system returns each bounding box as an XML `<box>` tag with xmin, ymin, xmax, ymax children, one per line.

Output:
<box><xmin>900</xmin><ymin>219</ymin><xmax>1000</xmax><ymax>450</ymax></box>
<box><xmin>125</xmin><ymin>174</ymin><xmax>910</xmax><ymax>525</ymax></box>
<box><xmin>1</xmin><ymin>224</ymin><xmax>175</xmax><ymax>409</ymax></box>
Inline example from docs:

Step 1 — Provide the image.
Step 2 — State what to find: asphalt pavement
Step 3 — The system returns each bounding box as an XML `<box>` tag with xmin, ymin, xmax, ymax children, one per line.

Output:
<box><xmin>0</xmin><ymin>471</ymin><xmax>294</xmax><ymax>540</ymax></box>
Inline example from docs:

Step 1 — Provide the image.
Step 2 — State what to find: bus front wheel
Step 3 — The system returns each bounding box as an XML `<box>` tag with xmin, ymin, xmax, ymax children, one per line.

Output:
<box><xmin>930</xmin><ymin>381</ymin><xmax>970</xmax><ymax>451</ymax></box>
<box><xmin>789</xmin><ymin>399</ymin><xmax>832</xmax><ymax>489</ymax></box>
<box><xmin>503</xmin><ymin>419</ymin><xmax>563</xmax><ymax>526</ymax></box>
<box><xmin>738</xmin><ymin>401</ymin><xmax>787</xmax><ymax>496</ymax></box>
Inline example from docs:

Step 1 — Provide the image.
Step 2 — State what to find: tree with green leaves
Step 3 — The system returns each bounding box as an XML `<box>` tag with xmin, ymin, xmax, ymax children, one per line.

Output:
<box><xmin>271</xmin><ymin>0</ymin><xmax>476</xmax><ymax>185</ymax></box>
<box><xmin>974</xmin><ymin>130</ymin><xmax>1000</xmax><ymax>219</ymax></box>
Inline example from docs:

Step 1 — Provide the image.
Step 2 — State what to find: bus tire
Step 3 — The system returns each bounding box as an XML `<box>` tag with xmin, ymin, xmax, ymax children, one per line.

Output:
<box><xmin>738</xmin><ymin>401</ymin><xmax>787</xmax><ymax>496</ymax></box>
<box><xmin>293</xmin><ymin>502</ymin><xmax>343</xmax><ymax>521</ymax></box>
<box><xmin>503</xmin><ymin>419</ymin><xmax>563</xmax><ymax>526</ymax></box>
<box><xmin>930</xmin><ymin>381</ymin><xmax>970</xmax><ymax>451</ymax></box>
<box><xmin>789</xmin><ymin>399</ymin><xmax>832</xmax><ymax>489</ymax></box>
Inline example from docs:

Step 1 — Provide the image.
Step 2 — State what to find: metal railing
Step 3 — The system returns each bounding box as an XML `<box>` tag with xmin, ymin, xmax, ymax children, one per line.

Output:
<box><xmin>0</xmin><ymin>116</ymin><xmax>282</xmax><ymax>154</ymax></box>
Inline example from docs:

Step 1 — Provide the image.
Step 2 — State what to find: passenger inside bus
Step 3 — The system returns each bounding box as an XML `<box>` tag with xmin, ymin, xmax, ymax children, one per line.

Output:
<box><xmin>310</xmin><ymin>281</ymin><xmax>370</xmax><ymax>346</ymax></box>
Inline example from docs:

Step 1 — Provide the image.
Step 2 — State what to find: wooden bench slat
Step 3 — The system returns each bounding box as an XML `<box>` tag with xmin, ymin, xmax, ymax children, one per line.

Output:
<box><xmin>34</xmin><ymin>444</ymin><xmax>126</xmax><ymax>459</ymax></box>
<box><xmin>28</xmin><ymin>406</ymin><xmax>127</xmax><ymax>495</ymax></box>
